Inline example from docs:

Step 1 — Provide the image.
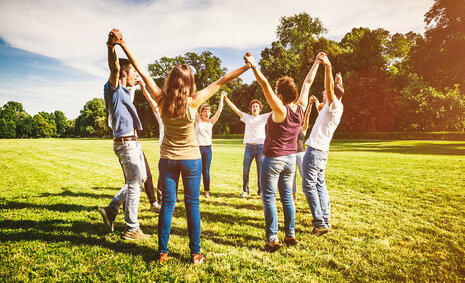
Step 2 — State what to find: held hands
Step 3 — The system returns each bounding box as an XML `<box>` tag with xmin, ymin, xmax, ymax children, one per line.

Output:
<box><xmin>244</xmin><ymin>52</ymin><xmax>257</xmax><ymax>69</ymax></box>
<box><xmin>317</xmin><ymin>52</ymin><xmax>331</xmax><ymax>67</ymax></box>
<box><xmin>220</xmin><ymin>91</ymin><xmax>227</xmax><ymax>99</ymax></box>
<box><xmin>309</xmin><ymin>95</ymin><xmax>317</xmax><ymax>104</ymax></box>
<box><xmin>135</xmin><ymin>77</ymin><xmax>145</xmax><ymax>87</ymax></box>
<box><xmin>107</xmin><ymin>28</ymin><xmax>124</xmax><ymax>47</ymax></box>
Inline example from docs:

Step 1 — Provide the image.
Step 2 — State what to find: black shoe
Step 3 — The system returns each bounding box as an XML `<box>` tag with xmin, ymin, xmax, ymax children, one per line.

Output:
<box><xmin>176</xmin><ymin>197</ymin><xmax>181</xmax><ymax>203</ymax></box>
<box><xmin>257</xmin><ymin>190</ymin><xmax>261</xmax><ymax>196</ymax></box>
<box><xmin>99</xmin><ymin>206</ymin><xmax>117</xmax><ymax>232</ymax></box>
<box><xmin>311</xmin><ymin>226</ymin><xmax>329</xmax><ymax>236</ymax></box>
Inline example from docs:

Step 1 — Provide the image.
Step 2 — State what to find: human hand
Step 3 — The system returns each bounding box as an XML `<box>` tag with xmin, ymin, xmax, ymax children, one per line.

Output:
<box><xmin>317</xmin><ymin>52</ymin><xmax>331</xmax><ymax>67</ymax></box>
<box><xmin>310</xmin><ymin>95</ymin><xmax>317</xmax><ymax>103</ymax></box>
<box><xmin>244</xmin><ymin>52</ymin><xmax>256</xmax><ymax>68</ymax></box>
<box><xmin>135</xmin><ymin>77</ymin><xmax>144</xmax><ymax>87</ymax></box>
<box><xmin>107</xmin><ymin>29</ymin><xmax>119</xmax><ymax>46</ymax></box>
<box><xmin>220</xmin><ymin>91</ymin><xmax>227</xmax><ymax>99</ymax></box>
<box><xmin>335</xmin><ymin>72</ymin><xmax>343</xmax><ymax>85</ymax></box>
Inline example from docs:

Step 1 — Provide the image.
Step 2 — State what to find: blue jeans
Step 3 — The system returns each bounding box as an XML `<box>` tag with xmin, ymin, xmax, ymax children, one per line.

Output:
<box><xmin>260</xmin><ymin>154</ymin><xmax>296</xmax><ymax>242</ymax></box>
<box><xmin>158</xmin><ymin>158</ymin><xmax>202</xmax><ymax>254</ymax></box>
<box><xmin>108</xmin><ymin>140</ymin><xmax>147</xmax><ymax>231</ymax></box>
<box><xmin>292</xmin><ymin>151</ymin><xmax>305</xmax><ymax>194</ymax></box>
<box><xmin>243</xmin><ymin>143</ymin><xmax>264</xmax><ymax>193</ymax></box>
<box><xmin>302</xmin><ymin>147</ymin><xmax>330</xmax><ymax>228</ymax></box>
<box><xmin>199</xmin><ymin>146</ymin><xmax>212</xmax><ymax>192</ymax></box>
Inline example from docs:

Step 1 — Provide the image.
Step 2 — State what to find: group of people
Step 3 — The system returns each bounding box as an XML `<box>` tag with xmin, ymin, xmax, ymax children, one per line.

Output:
<box><xmin>99</xmin><ymin>28</ymin><xmax>345</xmax><ymax>264</ymax></box>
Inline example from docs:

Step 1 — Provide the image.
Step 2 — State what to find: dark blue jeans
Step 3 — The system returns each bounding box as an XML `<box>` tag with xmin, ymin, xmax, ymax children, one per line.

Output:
<box><xmin>158</xmin><ymin>158</ymin><xmax>202</xmax><ymax>254</ymax></box>
<box><xmin>199</xmin><ymin>146</ymin><xmax>212</xmax><ymax>192</ymax></box>
<box><xmin>243</xmin><ymin>143</ymin><xmax>264</xmax><ymax>193</ymax></box>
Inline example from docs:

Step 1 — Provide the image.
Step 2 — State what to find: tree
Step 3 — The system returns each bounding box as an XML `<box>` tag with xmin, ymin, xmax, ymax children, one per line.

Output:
<box><xmin>52</xmin><ymin>111</ymin><xmax>69</xmax><ymax>137</ymax></box>
<box><xmin>15</xmin><ymin>112</ymin><xmax>33</xmax><ymax>138</ymax></box>
<box><xmin>407</xmin><ymin>0</ymin><xmax>465</xmax><ymax>90</ymax></box>
<box><xmin>33</xmin><ymin>114</ymin><xmax>55</xmax><ymax>137</ymax></box>
<box><xmin>75</xmin><ymin>98</ymin><xmax>109</xmax><ymax>137</ymax></box>
<box><xmin>398</xmin><ymin>74</ymin><xmax>465</xmax><ymax>131</ymax></box>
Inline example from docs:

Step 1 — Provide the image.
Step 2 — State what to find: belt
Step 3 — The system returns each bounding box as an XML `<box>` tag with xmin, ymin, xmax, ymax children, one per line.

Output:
<box><xmin>114</xmin><ymin>136</ymin><xmax>138</xmax><ymax>143</ymax></box>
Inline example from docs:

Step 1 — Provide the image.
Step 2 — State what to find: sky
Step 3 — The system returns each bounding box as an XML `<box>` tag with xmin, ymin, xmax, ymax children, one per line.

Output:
<box><xmin>0</xmin><ymin>0</ymin><xmax>434</xmax><ymax>119</ymax></box>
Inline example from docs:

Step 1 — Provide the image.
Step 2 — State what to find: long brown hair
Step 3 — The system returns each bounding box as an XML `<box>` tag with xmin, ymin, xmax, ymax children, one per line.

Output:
<box><xmin>160</xmin><ymin>64</ymin><xmax>195</xmax><ymax>118</ymax></box>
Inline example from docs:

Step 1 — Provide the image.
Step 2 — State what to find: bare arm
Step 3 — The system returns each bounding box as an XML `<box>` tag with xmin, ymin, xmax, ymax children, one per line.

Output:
<box><xmin>244</xmin><ymin>53</ymin><xmax>286</xmax><ymax>122</ymax></box>
<box><xmin>296</xmin><ymin>56</ymin><xmax>321</xmax><ymax>109</ymax></box>
<box><xmin>318</xmin><ymin>53</ymin><xmax>336</xmax><ymax>104</ymax></box>
<box><xmin>136</xmin><ymin>80</ymin><xmax>159</xmax><ymax>116</ymax></box>
<box><xmin>107</xmin><ymin>30</ymin><xmax>120</xmax><ymax>89</ymax></box>
<box><xmin>113</xmin><ymin>30</ymin><xmax>163</xmax><ymax>102</ymax></box>
<box><xmin>302</xmin><ymin>95</ymin><xmax>317</xmax><ymax>134</ymax></box>
<box><xmin>224</xmin><ymin>95</ymin><xmax>243</xmax><ymax>118</ymax></box>
<box><xmin>190</xmin><ymin>64</ymin><xmax>250</xmax><ymax>109</ymax></box>
<box><xmin>210</xmin><ymin>91</ymin><xmax>226</xmax><ymax>125</ymax></box>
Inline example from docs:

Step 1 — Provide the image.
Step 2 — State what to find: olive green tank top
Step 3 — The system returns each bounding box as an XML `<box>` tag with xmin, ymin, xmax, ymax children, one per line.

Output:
<box><xmin>160</xmin><ymin>104</ymin><xmax>201</xmax><ymax>160</ymax></box>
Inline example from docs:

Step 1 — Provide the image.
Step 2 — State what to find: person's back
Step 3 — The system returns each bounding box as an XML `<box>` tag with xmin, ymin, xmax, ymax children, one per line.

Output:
<box><xmin>306</xmin><ymin>99</ymin><xmax>343</xmax><ymax>151</ymax></box>
<box><xmin>160</xmin><ymin>106</ymin><xmax>200</xmax><ymax>160</ymax></box>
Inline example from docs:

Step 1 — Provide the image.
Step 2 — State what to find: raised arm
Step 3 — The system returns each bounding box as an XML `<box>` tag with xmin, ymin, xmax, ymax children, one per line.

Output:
<box><xmin>191</xmin><ymin>64</ymin><xmax>250</xmax><ymax>109</ymax></box>
<box><xmin>302</xmin><ymin>95</ymin><xmax>317</xmax><ymax>134</ymax></box>
<box><xmin>112</xmin><ymin>30</ymin><xmax>163</xmax><ymax>102</ymax></box>
<box><xmin>107</xmin><ymin>30</ymin><xmax>120</xmax><ymax>89</ymax></box>
<box><xmin>295</xmin><ymin>55</ymin><xmax>321</xmax><ymax>109</ymax></box>
<box><xmin>136</xmin><ymin>79</ymin><xmax>160</xmax><ymax>116</ymax></box>
<box><xmin>318</xmin><ymin>53</ymin><xmax>336</xmax><ymax>104</ymax></box>
<box><xmin>244</xmin><ymin>53</ymin><xmax>286</xmax><ymax>122</ymax></box>
<box><xmin>224</xmin><ymin>95</ymin><xmax>243</xmax><ymax>118</ymax></box>
<box><xmin>210</xmin><ymin>91</ymin><xmax>226</xmax><ymax>125</ymax></box>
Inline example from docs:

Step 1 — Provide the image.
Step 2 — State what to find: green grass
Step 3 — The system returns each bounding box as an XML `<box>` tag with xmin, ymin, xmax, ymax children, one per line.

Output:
<box><xmin>1</xmin><ymin>138</ymin><xmax>464</xmax><ymax>281</ymax></box>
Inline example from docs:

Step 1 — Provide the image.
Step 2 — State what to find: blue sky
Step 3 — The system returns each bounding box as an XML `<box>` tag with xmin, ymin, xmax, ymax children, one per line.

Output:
<box><xmin>0</xmin><ymin>0</ymin><xmax>433</xmax><ymax>119</ymax></box>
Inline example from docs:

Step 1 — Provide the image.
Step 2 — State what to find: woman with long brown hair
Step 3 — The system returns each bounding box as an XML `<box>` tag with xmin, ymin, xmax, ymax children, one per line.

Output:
<box><xmin>111</xmin><ymin>29</ymin><xmax>250</xmax><ymax>264</ymax></box>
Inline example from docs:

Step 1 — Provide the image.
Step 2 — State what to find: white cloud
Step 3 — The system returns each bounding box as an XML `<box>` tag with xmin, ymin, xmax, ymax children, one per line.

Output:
<box><xmin>0</xmin><ymin>0</ymin><xmax>433</xmax><ymax>77</ymax></box>
<box><xmin>0</xmin><ymin>0</ymin><xmax>433</xmax><ymax>118</ymax></box>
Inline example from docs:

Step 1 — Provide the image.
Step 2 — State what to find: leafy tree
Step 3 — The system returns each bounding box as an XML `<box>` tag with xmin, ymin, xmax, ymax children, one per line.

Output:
<box><xmin>15</xmin><ymin>112</ymin><xmax>33</xmax><ymax>138</ymax></box>
<box><xmin>52</xmin><ymin>111</ymin><xmax>69</xmax><ymax>137</ymax></box>
<box><xmin>32</xmin><ymin>114</ymin><xmax>55</xmax><ymax>137</ymax></box>
<box><xmin>407</xmin><ymin>0</ymin><xmax>465</xmax><ymax>90</ymax></box>
<box><xmin>75</xmin><ymin>98</ymin><xmax>109</xmax><ymax>137</ymax></box>
<box><xmin>398</xmin><ymin>74</ymin><xmax>465</xmax><ymax>131</ymax></box>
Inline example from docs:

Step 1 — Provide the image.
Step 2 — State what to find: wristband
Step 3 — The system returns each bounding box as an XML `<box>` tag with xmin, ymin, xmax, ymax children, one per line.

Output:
<box><xmin>106</xmin><ymin>42</ymin><xmax>115</xmax><ymax>48</ymax></box>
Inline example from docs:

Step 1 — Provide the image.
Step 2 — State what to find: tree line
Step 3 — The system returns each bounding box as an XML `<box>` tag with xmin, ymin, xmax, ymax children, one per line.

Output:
<box><xmin>1</xmin><ymin>0</ymin><xmax>463</xmax><ymax>138</ymax></box>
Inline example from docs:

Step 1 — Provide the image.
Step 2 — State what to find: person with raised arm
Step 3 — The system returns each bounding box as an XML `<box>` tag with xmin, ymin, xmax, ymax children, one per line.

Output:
<box><xmin>99</xmin><ymin>29</ymin><xmax>151</xmax><ymax>241</ymax></box>
<box><xmin>302</xmin><ymin>53</ymin><xmax>345</xmax><ymax>237</ymax></box>
<box><xmin>224</xmin><ymin>95</ymin><xmax>270</xmax><ymax>198</ymax></box>
<box><xmin>292</xmin><ymin>94</ymin><xmax>318</xmax><ymax>201</ymax></box>
<box><xmin>194</xmin><ymin>91</ymin><xmax>226</xmax><ymax>198</ymax></box>
<box><xmin>244</xmin><ymin>52</ymin><xmax>321</xmax><ymax>252</ymax></box>
<box><xmin>113</xmin><ymin>29</ymin><xmax>250</xmax><ymax>264</ymax></box>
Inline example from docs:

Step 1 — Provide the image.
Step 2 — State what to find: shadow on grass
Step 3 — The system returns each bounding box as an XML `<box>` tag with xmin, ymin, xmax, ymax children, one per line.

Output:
<box><xmin>332</xmin><ymin>141</ymin><xmax>465</xmax><ymax>155</ymax></box>
<box><xmin>0</xmin><ymin>219</ymin><xmax>166</xmax><ymax>262</ymax></box>
<box><xmin>1</xmin><ymin>201</ymin><xmax>97</xmax><ymax>212</ymax></box>
<box><xmin>39</xmin><ymin>188</ymin><xmax>115</xmax><ymax>199</ymax></box>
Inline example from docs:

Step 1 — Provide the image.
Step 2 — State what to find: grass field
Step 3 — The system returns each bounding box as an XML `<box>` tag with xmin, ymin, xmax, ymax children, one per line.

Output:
<box><xmin>0</xmin><ymin>138</ymin><xmax>464</xmax><ymax>281</ymax></box>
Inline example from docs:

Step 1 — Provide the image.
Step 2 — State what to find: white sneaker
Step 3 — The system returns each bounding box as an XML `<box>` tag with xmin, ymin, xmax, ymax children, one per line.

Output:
<box><xmin>150</xmin><ymin>201</ymin><xmax>162</xmax><ymax>212</ymax></box>
<box><xmin>240</xmin><ymin>191</ymin><xmax>248</xmax><ymax>198</ymax></box>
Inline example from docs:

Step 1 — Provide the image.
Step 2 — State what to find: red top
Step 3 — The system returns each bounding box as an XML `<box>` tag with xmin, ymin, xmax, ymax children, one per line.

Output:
<box><xmin>263</xmin><ymin>104</ymin><xmax>303</xmax><ymax>157</ymax></box>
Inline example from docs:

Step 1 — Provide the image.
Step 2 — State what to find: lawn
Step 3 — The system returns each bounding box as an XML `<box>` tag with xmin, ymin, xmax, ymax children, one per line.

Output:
<box><xmin>0</xmin><ymin>138</ymin><xmax>464</xmax><ymax>281</ymax></box>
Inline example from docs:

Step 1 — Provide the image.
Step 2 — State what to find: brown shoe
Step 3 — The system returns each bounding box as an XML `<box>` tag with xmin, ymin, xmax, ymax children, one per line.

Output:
<box><xmin>261</xmin><ymin>240</ymin><xmax>282</xmax><ymax>253</ymax></box>
<box><xmin>284</xmin><ymin>236</ymin><xmax>298</xmax><ymax>246</ymax></box>
<box><xmin>204</xmin><ymin>191</ymin><xmax>210</xmax><ymax>198</ymax></box>
<box><xmin>191</xmin><ymin>254</ymin><xmax>206</xmax><ymax>265</ymax></box>
<box><xmin>311</xmin><ymin>226</ymin><xmax>329</xmax><ymax>236</ymax></box>
<box><xmin>123</xmin><ymin>228</ymin><xmax>151</xmax><ymax>241</ymax></box>
<box><xmin>159</xmin><ymin>253</ymin><xmax>168</xmax><ymax>263</ymax></box>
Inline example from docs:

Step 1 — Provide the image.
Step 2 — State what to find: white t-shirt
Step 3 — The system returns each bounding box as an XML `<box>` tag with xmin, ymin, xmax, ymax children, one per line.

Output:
<box><xmin>306</xmin><ymin>99</ymin><xmax>344</xmax><ymax>151</ymax></box>
<box><xmin>195</xmin><ymin>120</ymin><xmax>213</xmax><ymax>146</ymax></box>
<box><xmin>240</xmin><ymin>112</ymin><xmax>270</xmax><ymax>144</ymax></box>
<box><xmin>154</xmin><ymin>111</ymin><xmax>164</xmax><ymax>146</ymax></box>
